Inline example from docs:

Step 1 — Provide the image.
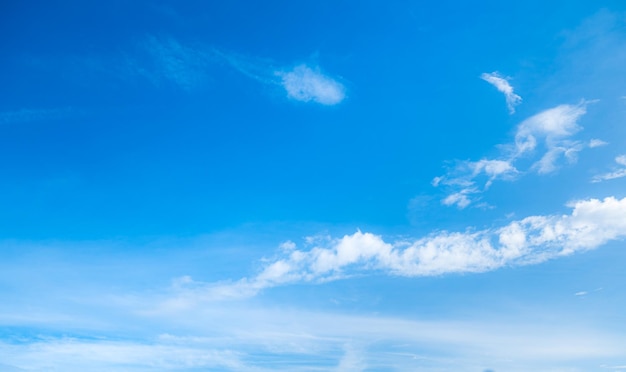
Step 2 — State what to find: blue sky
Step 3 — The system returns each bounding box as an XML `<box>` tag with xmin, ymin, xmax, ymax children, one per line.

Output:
<box><xmin>2</xmin><ymin>1</ymin><xmax>626</xmax><ymax>371</ymax></box>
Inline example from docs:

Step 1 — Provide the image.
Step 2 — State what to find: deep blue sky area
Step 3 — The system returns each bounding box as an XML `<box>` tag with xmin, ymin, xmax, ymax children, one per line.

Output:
<box><xmin>1</xmin><ymin>1</ymin><xmax>626</xmax><ymax>371</ymax></box>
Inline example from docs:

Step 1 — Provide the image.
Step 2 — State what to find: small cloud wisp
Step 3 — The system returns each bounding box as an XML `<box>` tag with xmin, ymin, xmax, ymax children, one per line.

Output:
<box><xmin>481</xmin><ymin>72</ymin><xmax>522</xmax><ymax>114</ymax></box>
<box><xmin>592</xmin><ymin>155</ymin><xmax>626</xmax><ymax>183</ymax></box>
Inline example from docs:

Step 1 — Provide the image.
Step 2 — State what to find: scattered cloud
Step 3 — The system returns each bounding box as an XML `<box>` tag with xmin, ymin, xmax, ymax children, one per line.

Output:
<box><xmin>163</xmin><ymin>196</ymin><xmax>626</xmax><ymax>301</ymax></box>
<box><xmin>139</xmin><ymin>37</ymin><xmax>346</xmax><ymax>105</ymax></box>
<box><xmin>592</xmin><ymin>155</ymin><xmax>626</xmax><ymax>183</ymax></box>
<box><xmin>481</xmin><ymin>72</ymin><xmax>522</xmax><ymax>114</ymax></box>
<box><xmin>589</xmin><ymin>139</ymin><xmax>608</xmax><ymax>148</ymax></box>
<box><xmin>277</xmin><ymin>65</ymin><xmax>345</xmax><ymax>105</ymax></box>
<box><xmin>434</xmin><ymin>102</ymin><xmax>594</xmax><ymax>207</ymax></box>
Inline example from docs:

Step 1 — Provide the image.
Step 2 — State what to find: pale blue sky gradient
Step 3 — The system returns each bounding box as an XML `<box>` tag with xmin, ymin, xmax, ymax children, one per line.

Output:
<box><xmin>1</xmin><ymin>1</ymin><xmax>626</xmax><ymax>371</ymax></box>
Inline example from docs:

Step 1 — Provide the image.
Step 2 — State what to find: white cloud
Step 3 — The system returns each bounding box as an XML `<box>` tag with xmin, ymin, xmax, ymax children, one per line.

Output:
<box><xmin>514</xmin><ymin>103</ymin><xmax>586</xmax><ymax>157</ymax></box>
<box><xmin>168</xmin><ymin>196</ymin><xmax>626</xmax><ymax>300</ymax></box>
<box><xmin>589</xmin><ymin>138</ymin><xmax>609</xmax><ymax>148</ymax></box>
<box><xmin>481</xmin><ymin>72</ymin><xmax>522</xmax><ymax>113</ymax></box>
<box><xmin>592</xmin><ymin>154</ymin><xmax>626</xmax><ymax>182</ymax></box>
<box><xmin>434</xmin><ymin>102</ymin><xmax>590</xmax><ymax>207</ymax></box>
<box><xmin>141</xmin><ymin>38</ymin><xmax>346</xmax><ymax>106</ymax></box>
<box><xmin>442</xmin><ymin>190</ymin><xmax>474</xmax><ymax>209</ymax></box>
<box><xmin>277</xmin><ymin>65</ymin><xmax>345</xmax><ymax>105</ymax></box>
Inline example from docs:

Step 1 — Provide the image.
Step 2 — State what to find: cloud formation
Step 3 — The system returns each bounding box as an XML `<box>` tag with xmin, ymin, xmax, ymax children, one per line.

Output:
<box><xmin>140</xmin><ymin>37</ymin><xmax>346</xmax><ymax>105</ymax></box>
<box><xmin>592</xmin><ymin>155</ymin><xmax>626</xmax><ymax>183</ymax></box>
<box><xmin>434</xmin><ymin>102</ymin><xmax>597</xmax><ymax>208</ymax></box>
<box><xmin>277</xmin><ymin>65</ymin><xmax>345</xmax><ymax>105</ymax></box>
<box><xmin>481</xmin><ymin>72</ymin><xmax>522</xmax><ymax>113</ymax></box>
<box><xmin>172</xmin><ymin>196</ymin><xmax>626</xmax><ymax>300</ymax></box>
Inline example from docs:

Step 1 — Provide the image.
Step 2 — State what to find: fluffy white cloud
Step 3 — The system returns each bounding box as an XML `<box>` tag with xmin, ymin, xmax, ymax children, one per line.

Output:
<box><xmin>592</xmin><ymin>154</ymin><xmax>626</xmax><ymax>182</ymax></box>
<box><xmin>480</xmin><ymin>72</ymin><xmax>522</xmax><ymax>113</ymax></box>
<box><xmin>277</xmin><ymin>65</ymin><xmax>345</xmax><ymax>105</ymax></box>
<box><xmin>176</xmin><ymin>196</ymin><xmax>626</xmax><ymax>300</ymax></box>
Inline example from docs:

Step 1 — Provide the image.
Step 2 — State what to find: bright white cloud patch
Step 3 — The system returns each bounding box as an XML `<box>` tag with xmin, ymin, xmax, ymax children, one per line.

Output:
<box><xmin>592</xmin><ymin>155</ymin><xmax>626</xmax><ymax>182</ymax></box>
<box><xmin>434</xmin><ymin>102</ymin><xmax>594</xmax><ymax>207</ymax></box>
<box><xmin>277</xmin><ymin>65</ymin><xmax>345</xmax><ymax>105</ymax></box>
<box><xmin>171</xmin><ymin>196</ymin><xmax>626</xmax><ymax>300</ymax></box>
<box><xmin>481</xmin><ymin>72</ymin><xmax>522</xmax><ymax>113</ymax></box>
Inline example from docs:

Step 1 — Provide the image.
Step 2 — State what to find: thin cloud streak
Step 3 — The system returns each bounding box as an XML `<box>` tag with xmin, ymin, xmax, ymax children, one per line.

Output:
<box><xmin>592</xmin><ymin>155</ymin><xmax>626</xmax><ymax>183</ymax></box>
<box><xmin>481</xmin><ymin>72</ymin><xmax>522</xmax><ymax>114</ymax></box>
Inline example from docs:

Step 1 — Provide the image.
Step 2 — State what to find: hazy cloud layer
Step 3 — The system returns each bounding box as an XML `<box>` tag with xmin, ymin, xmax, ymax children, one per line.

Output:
<box><xmin>1</xmin><ymin>311</ymin><xmax>623</xmax><ymax>372</ymax></box>
<box><xmin>142</xmin><ymin>37</ymin><xmax>345</xmax><ymax>105</ymax></box>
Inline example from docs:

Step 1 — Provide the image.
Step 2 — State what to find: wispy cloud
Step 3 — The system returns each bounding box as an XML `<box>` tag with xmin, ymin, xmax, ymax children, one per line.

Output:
<box><xmin>142</xmin><ymin>36</ymin><xmax>211</xmax><ymax>90</ymax></box>
<box><xmin>3</xmin><ymin>305</ymin><xmax>624</xmax><ymax>371</ymax></box>
<box><xmin>138</xmin><ymin>36</ymin><xmax>346</xmax><ymax>105</ymax></box>
<box><xmin>0</xmin><ymin>338</ymin><xmax>245</xmax><ymax>371</ymax></box>
<box><xmin>276</xmin><ymin>65</ymin><xmax>345</xmax><ymax>105</ymax></box>
<box><xmin>575</xmin><ymin>287</ymin><xmax>602</xmax><ymax>297</ymax></box>
<box><xmin>481</xmin><ymin>72</ymin><xmax>522</xmax><ymax>114</ymax></box>
<box><xmin>589</xmin><ymin>138</ymin><xmax>609</xmax><ymax>148</ymax></box>
<box><xmin>592</xmin><ymin>155</ymin><xmax>626</xmax><ymax>183</ymax></box>
<box><xmin>163</xmin><ymin>196</ymin><xmax>626</xmax><ymax>301</ymax></box>
<box><xmin>434</xmin><ymin>102</ymin><xmax>595</xmax><ymax>208</ymax></box>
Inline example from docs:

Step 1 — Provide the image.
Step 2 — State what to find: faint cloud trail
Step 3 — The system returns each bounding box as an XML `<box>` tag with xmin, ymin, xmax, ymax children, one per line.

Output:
<box><xmin>141</xmin><ymin>36</ymin><xmax>346</xmax><ymax>105</ymax></box>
